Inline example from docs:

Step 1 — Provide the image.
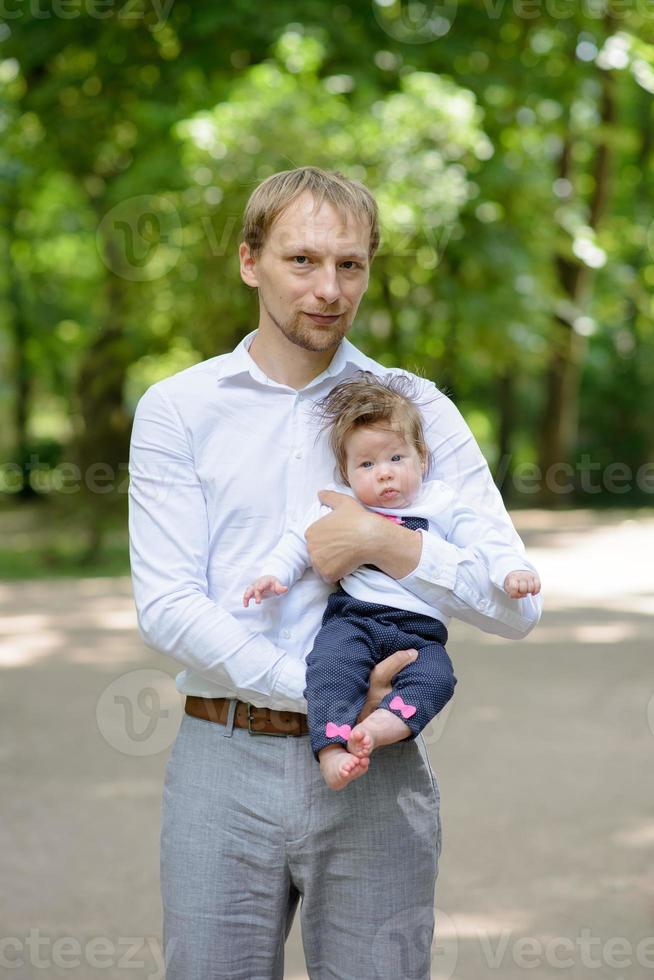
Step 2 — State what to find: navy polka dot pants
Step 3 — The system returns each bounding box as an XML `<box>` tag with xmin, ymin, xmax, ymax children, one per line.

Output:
<box><xmin>304</xmin><ymin>587</ymin><xmax>457</xmax><ymax>760</ymax></box>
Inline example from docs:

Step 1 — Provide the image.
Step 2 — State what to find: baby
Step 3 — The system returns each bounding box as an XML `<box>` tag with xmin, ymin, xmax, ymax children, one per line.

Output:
<box><xmin>244</xmin><ymin>372</ymin><xmax>540</xmax><ymax>791</ymax></box>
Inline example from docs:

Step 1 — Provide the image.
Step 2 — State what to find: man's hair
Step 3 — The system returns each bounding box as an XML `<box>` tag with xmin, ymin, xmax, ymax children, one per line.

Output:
<box><xmin>315</xmin><ymin>371</ymin><xmax>431</xmax><ymax>485</ymax></box>
<box><xmin>241</xmin><ymin>167</ymin><xmax>380</xmax><ymax>259</ymax></box>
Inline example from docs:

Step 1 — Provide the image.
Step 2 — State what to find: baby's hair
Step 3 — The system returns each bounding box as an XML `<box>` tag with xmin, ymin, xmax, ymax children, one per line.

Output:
<box><xmin>315</xmin><ymin>371</ymin><xmax>432</xmax><ymax>485</ymax></box>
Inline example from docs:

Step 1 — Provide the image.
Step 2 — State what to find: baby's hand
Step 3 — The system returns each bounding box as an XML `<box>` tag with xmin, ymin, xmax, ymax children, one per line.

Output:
<box><xmin>504</xmin><ymin>570</ymin><xmax>541</xmax><ymax>598</ymax></box>
<box><xmin>243</xmin><ymin>575</ymin><xmax>288</xmax><ymax>607</ymax></box>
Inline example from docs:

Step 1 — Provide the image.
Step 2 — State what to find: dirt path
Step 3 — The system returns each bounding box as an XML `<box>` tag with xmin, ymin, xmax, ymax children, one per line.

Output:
<box><xmin>1</xmin><ymin>510</ymin><xmax>652</xmax><ymax>979</ymax></box>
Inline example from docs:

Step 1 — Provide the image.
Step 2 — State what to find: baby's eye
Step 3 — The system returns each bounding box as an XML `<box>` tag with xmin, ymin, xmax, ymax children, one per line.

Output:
<box><xmin>361</xmin><ymin>461</ymin><xmax>373</xmax><ymax>469</ymax></box>
<box><xmin>391</xmin><ymin>454</ymin><xmax>403</xmax><ymax>462</ymax></box>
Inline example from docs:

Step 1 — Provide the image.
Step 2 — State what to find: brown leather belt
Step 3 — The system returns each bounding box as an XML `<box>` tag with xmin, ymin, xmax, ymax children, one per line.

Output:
<box><xmin>185</xmin><ymin>696</ymin><xmax>309</xmax><ymax>737</ymax></box>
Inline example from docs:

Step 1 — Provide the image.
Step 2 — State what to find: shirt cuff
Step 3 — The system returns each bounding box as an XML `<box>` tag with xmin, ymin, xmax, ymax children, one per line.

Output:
<box><xmin>397</xmin><ymin>529</ymin><xmax>460</xmax><ymax>593</ymax></box>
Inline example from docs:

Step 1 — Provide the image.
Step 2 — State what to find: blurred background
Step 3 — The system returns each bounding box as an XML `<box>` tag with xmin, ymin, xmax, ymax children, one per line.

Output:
<box><xmin>1</xmin><ymin>3</ymin><xmax>653</xmax><ymax>979</ymax></box>
<box><xmin>0</xmin><ymin>0</ymin><xmax>652</xmax><ymax>571</ymax></box>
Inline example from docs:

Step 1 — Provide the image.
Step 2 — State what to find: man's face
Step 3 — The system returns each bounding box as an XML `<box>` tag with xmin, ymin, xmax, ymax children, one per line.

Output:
<box><xmin>239</xmin><ymin>192</ymin><xmax>371</xmax><ymax>353</ymax></box>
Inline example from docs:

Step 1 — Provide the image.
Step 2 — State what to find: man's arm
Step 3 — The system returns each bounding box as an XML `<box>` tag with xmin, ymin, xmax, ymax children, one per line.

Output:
<box><xmin>308</xmin><ymin>496</ymin><xmax>539</xmax><ymax>639</ymax></box>
<box><xmin>128</xmin><ymin>384</ymin><xmax>306</xmax><ymax>711</ymax></box>
<box><xmin>394</xmin><ymin>499</ymin><xmax>541</xmax><ymax>640</ymax></box>
<box><xmin>400</xmin><ymin>386</ymin><xmax>542</xmax><ymax>637</ymax></box>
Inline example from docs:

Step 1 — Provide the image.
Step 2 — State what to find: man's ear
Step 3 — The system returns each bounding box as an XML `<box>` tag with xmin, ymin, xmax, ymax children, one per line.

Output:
<box><xmin>239</xmin><ymin>242</ymin><xmax>259</xmax><ymax>288</ymax></box>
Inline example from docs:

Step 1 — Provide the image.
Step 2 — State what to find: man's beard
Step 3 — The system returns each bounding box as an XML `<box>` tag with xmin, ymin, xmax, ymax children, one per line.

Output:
<box><xmin>264</xmin><ymin>301</ymin><xmax>351</xmax><ymax>353</ymax></box>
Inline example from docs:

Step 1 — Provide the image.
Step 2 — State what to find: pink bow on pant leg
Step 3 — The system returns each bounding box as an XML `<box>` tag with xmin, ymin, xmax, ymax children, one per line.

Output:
<box><xmin>325</xmin><ymin>722</ymin><xmax>352</xmax><ymax>739</ymax></box>
<box><xmin>389</xmin><ymin>695</ymin><xmax>417</xmax><ymax>719</ymax></box>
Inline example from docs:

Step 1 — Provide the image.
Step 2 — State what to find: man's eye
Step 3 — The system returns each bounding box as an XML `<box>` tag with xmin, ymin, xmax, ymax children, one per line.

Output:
<box><xmin>341</xmin><ymin>261</ymin><xmax>357</xmax><ymax>269</ymax></box>
<box><xmin>293</xmin><ymin>256</ymin><xmax>309</xmax><ymax>265</ymax></box>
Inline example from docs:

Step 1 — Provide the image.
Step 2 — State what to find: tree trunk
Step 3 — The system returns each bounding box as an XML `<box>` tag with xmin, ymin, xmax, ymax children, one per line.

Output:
<box><xmin>11</xmin><ymin>287</ymin><xmax>38</xmax><ymax>500</ymax></box>
<box><xmin>538</xmin><ymin>46</ymin><xmax>616</xmax><ymax>504</ymax></box>
<box><xmin>436</xmin><ymin>255</ymin><xmax>459</xmax><ymax>400</ymax></box>
<box><xmin>75</xmin><ymin>253</ymin><xmax>132</xmax><ymax>563</ymax></box>
<box><xmin>495</xmin><ymin>371</ymin><xmax>515</xmax><ymax>501</ymax></box>
<box><xmin>5</xmin><ymin>198</ymin><xmax>38</xmax><ymax>500</ymax></box>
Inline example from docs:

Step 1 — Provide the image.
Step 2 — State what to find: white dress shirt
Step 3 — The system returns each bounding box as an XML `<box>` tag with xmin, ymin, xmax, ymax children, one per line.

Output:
<box><xmin>263</xmin><ymin>480</ymin><xmax>534</xmax><ymax>620</ymax></box>
<box><xmin>128</xmin><ymin>330</ymin><xmax>542</xmax><ymax>712</ymax></box>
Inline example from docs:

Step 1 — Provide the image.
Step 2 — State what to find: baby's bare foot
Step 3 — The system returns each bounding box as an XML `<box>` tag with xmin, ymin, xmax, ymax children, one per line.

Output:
<box><xmin>347</xmin><ymin>725</ymin><xmax>375</xmax><ymax>759</ymax></box>
<box><xmin>347</xmin><ymin>707</ymin><xmax>412</xmax><ymax>757</ymax></box>
<box><xmin>319</xmin><ymin>745</ymin><xmax>370</xmax><ymax>791</ymax></box>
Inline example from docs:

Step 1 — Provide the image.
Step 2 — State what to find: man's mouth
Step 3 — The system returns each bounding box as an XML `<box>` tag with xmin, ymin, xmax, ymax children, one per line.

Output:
<box><xmin>303</xmin><ymin>312</ymin><xmax>342</xmax><ymax>325</ymax></box>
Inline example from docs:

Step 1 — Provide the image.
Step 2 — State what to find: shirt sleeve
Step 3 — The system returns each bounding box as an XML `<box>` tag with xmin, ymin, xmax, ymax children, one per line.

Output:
<box><xmin>128</xmin><ymin>384</ymin><xmax>307</xmax><ymax>711</ymax></box>
<box><xmin>398</xmin><ymin>385</ymin><xmax>542</xmax><ymax>639</ymax></box>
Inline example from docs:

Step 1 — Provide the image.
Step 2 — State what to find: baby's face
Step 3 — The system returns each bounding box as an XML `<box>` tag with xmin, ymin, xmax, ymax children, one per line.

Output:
<box><xmin>344</xmin><ymin>424</ymin><xmax>425</xmax><ymax>509</ymax></box>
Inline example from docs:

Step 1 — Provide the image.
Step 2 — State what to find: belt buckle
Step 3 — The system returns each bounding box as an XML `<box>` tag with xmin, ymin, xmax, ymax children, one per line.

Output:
<box><xmin>246</xmin><ymin>703</ymin><xmax>289</xmax><ymax>737</ymax></box>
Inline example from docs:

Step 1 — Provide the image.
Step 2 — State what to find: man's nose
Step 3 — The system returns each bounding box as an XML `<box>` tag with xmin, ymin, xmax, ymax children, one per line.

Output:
<box><xmin>313</xmin><ymin>267</ymin><xmax>341</xmax><ymax>306</ymax></box>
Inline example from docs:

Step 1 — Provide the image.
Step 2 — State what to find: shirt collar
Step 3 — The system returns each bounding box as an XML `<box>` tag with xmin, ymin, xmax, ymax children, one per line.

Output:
<box><xmin>214</xmin><ymin>329</ymin><xmax>373</xmax><ymax>392</ymax></box>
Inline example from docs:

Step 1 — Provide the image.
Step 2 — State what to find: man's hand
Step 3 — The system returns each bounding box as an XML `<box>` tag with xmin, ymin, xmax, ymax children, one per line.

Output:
<box><xmin>306</xmin><ymin>489</ymin><xmax>423</xmax><ymax>582</ymax></box>
<box><xmin>504</xmin><ymin>570</ymin><xmax>541</xmax><ymax>598</ymax></box>
<box><xmin>243</xmin><ymin>575</ymin><xmax>288</xmax><ymax>607</ymax></box>
<box><xmin>305</xmin><ymin>491</ymin><xmax>379</xmax><ymax>582</ymax></box>
<box><xmin>356</xmin><ymin>649</ymin><xmax>419</xmax><ymax>723</ymax></box>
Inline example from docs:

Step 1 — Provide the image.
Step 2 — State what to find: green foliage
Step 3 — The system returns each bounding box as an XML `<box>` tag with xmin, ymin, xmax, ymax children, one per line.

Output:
<box><xmin>0</xmin><ymin>0</ymin><xmax>653</xmax><ymax>573</ymax></box>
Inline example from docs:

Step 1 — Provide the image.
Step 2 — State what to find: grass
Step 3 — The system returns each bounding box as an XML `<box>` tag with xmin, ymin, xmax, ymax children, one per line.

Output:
<box><xmin>0</xmin><ymin>495</ymin><xmax>130</xmax><ymax>580</ymax></box>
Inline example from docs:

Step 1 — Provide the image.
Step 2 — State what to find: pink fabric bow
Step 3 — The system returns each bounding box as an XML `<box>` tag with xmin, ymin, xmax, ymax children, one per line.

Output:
<box><xmin>379</xmin><ymin>513</ymin><xmax>403</xmax><ymax>524</ymax></box>
<box><xmin>325</xmin><ymin>722</ymin><xmax>352</xmax><ymax>740</ymax></box>
<box><xmin>389</xmin><ymin>695</ymin><xmax>417</xmax><ymax>719</ymax></box>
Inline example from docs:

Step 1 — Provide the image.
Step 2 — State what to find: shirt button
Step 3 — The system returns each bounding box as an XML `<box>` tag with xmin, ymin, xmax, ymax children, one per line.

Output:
<box><xmin>294</xmin><ymin>449</ymin><xmax>303</xmax><ymax>459</ymax></box>
<box><xmin>282</xmin><ymin>629</ymin><xmax>292</xmax><ymax>639</ymax></box>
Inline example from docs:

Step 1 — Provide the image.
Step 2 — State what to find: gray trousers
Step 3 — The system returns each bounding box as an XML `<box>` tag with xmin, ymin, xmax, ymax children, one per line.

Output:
<box><xmin>160</xmin><ymin>708</ymin><xmax>442</xmax><ymax>980</ymax></box>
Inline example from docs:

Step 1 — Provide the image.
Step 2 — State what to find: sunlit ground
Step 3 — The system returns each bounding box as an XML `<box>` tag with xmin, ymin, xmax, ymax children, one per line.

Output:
<box><xmin>0</xmin><ymin>509</ymin><xmax>652</xmax><ymax>979</ymax></box>
<box><xmin>512</xmin><ymin>508</ymin><xmax>654</xmax><ymax>612</ymax></box>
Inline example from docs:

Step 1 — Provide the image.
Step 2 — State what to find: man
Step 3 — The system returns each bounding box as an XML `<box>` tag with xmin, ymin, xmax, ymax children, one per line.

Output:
<box><xmin>128</xmin><ymin>167</ymin><xmax>541</xmax><ymax>979</ymax></box>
